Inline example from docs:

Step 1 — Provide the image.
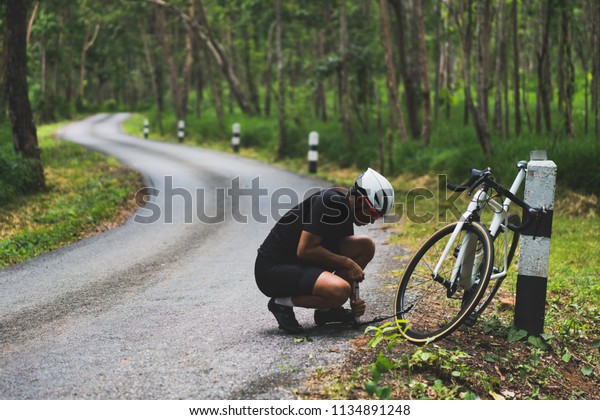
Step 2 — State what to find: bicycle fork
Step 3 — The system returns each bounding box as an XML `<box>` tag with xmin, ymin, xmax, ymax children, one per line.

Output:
<box><xmin>433</xmin><ymin>221</ymin><xmax>483</xmax><ymax>296</ymax></box>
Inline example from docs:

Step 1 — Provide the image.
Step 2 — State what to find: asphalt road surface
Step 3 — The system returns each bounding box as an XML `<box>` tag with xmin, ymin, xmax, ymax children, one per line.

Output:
<box><xmin>0</xmin><ymin>114</ymin><xmax>400</xmax><ymax>399</ymax></box>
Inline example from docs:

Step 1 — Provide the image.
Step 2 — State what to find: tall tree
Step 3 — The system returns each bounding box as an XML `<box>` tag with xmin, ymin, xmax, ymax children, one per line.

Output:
<box><xmin>454</xmin><ymin>0</ymin><xmax>493</xmax><ymax>155</ymax></box>
<box><xmin>149</xmin><ymin>0</ymin><xmax>254</xmax><ymax>116</ymax></box>
<box><xmin>263</xmin><ymin>20</ymin><xmax>274</xmax><ymax>117</ymax></box>
<box><xmin>274</xmin><ymin>0</ymin><xmax>287</xmax><ymax>159</ymax></box>
<box><xmin>593</xmin><ymin>0</ymin><xmax>600</xmax><ymax>137</ymax></box>
<box><xmin>512</xmin><ymin>0</ymin><xmax>521</xmax><ymax>136</ymax></box>
<box><xmin>4</xmin><ymin>0</ymin><xmax>45</xmax><ymax>188</ymax></box>
<box><xmin>377</xmin><ymin>0</ymin><xmax>407</xmax><ymax>144</ymax></box>
<box><xmin>141</xmin><ymin>22</ymin><xmax>165</xmax><ymax>134</ymax></box>
<box><xmin>476</xmin><ymin>0</ymin><xmax>492</xmax><ymax>125</ymax></box>
<box><xmin>558</xmin><ymin>0</ymin><xmax>574</xmax><ymax>137</ymax></box>
<box><xmin>414</xmin><ymin>0</ymin><xmax>432</xmax><ymax>145</ymax></box>
<box><xmin>493</xmin><ymin>0</ymin><xmax>506</xmax><ymax>138</ymax></box>
<box><xmin>389</xmin><ymin>0</ymin><xmax>421</xmax><ymax>139</ymax></box>
<box><xmin>339</xmin><ymin>0</ymin><xmax>353</xmax><ymax>143</ymax></box>
<box><xmin>155</xmin><ymin>7</ymin><xmax>184</xmax><ymax>121</ymax></box>
<box><xmin>78</xmin><ymin>23</ymin><xmax>99</xmax><ymax>99</ymax></box>
<box><xmin>536</xmin><ymin>0</ymin><xmax>553</xmax><ymax>134</ymax></box>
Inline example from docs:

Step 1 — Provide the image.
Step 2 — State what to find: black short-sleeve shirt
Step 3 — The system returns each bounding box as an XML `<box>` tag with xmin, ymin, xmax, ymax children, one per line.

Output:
<box><xmin>258</xmin><ymin>188</ymin><xmax>354</xmax><ymax>264</ymax></box>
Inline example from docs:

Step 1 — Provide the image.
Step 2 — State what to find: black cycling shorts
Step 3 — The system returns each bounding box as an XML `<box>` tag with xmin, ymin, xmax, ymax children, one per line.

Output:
<box><xmin>254</xmin><ymin>253</ymin><xmax>327</xmax><ymax>297</ymax></box>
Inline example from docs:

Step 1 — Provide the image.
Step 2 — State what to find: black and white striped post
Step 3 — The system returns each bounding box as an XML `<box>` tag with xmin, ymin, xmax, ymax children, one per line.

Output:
<box><xmin>143</xmin><ymin>119</ymin><xmax>149</xmax><ymax>139</ymax></box>
<box><xmin>232</xmin><ymin>123</ymin><xmax>240</xmax><ymax>153</ymax></box>
<box><xmin>308</xmin><ymin>131</ymin><xmax>319</xmax><ymax>174</ymax></box>
<box><xmin>514</xmin><ymin>150</ymin><xmax>557</xmax><ymax>336</ymax></box>
<box><xmin>178</xmin><ymin>120</ymin><xmax>185</xmax><ymax>143</ymax></box>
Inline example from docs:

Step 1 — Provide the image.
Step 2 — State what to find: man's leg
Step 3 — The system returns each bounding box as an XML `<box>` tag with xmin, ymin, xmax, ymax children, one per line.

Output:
<box><xmin>292</xmin><ymin>272</ymin><xmax>351</xmax><ymax>309</ymax></box>
<box><xmin>339</xmin><ymin>235</ymin><xmax>376</xmax><ymax>270</ymax></box>
<box><xmin>292</xmin><ymin>235</ymin><xmax>376</xmax><ymax>310</ymax></box>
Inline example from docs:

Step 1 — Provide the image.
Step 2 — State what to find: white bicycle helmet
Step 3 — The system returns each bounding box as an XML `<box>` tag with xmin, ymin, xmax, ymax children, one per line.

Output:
<box><xmin>353</xmin><ymin>168</ymin><xmax>394</xmax><ymax>216</ymax></box>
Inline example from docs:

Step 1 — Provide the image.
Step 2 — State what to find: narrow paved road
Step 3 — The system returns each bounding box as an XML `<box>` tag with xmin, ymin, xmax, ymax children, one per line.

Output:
<box><xmin>0</xmin><ymin>114</ymin><xmax>398</xmax><ymax>399</ymax></box>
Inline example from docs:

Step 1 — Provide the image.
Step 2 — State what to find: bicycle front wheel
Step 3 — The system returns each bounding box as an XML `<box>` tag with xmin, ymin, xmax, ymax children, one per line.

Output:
<box><xmin>394</xmin><ymin>221</ymin><xmax>494</xmax><ymax>344</ymax></box>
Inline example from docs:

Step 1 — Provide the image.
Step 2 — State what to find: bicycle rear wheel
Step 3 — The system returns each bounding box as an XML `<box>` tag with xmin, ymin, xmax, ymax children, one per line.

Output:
<box><xmin>394</xmin><ymin>221</ymin><xmax>494</xmax><ymax>344</ymax></box>
<box><xmin>472</xmin><ymin>214</ymin><xmax>520</xmax><ymax>316</ymax></box>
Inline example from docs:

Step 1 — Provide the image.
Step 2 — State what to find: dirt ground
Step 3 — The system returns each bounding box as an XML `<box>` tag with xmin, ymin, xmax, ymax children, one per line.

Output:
<box><xmin>301</xmin><ymin>317</ymin><xmax>600</xmax><ymax>400</ymax></box>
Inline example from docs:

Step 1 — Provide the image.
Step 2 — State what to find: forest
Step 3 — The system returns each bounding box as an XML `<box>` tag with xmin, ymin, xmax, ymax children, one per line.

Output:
<box><xmin>1</xmin><ymin>0</ymin><xmax>599</xmax><ymax>194</ymax></box>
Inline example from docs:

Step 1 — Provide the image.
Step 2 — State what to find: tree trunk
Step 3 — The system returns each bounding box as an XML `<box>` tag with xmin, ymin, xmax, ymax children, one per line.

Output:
<box><xmin>493</xmin><ymin>0</ymin><xmax>506</xmax><ymax>138</ymax></box>
<box><xmin>433</xmin><ymin>1</ymin><xmax>443</xmax><ymax>121</ymax></box>
<box><xmin>476</xmin><ymin>0</ymin><xmax>492</xmax><ymax>125</ymax></box>
<box><xmin>339</xmin><ymin>0</ymin><xmax>353</xmax><ymax>143</ymax></box>
<box><xmin>558</xmin><ymin>1</ymin><xmax>574</xmax><ymax>137</ymax></box>
<box><xmin>378</xmin><ymin>0</ymin><xmax>407</xmax><ymax>144</ymax></box>
<box><xmin>456</xmin><ymin>0</ymin><xmax>493</xmax><ymax>155</ymax></box>
<box><xmin>446</xmin><ymin>44</ymin><xmax>454</xmax><ymax>121</ymax></box>
<box><xmin>389</xmin><ymin>0</ymin><xmax>421</xmax><ymax>139</ymax></box>
<box><xmin>274</xmin><ymin>0</ymin><xmax>287</xmax><ymax>159</ymax></box>
<box><xmin>189</xmin><ymin>1</ymin><xmax>204</xmax><ymax>119</ymax></box>
<box><xmin>242</xmin><ymin>25</ymin><xmax>261</xmax><ymax>115</ymax></box>
<box><xmin>512</xmin><ymin>0</ymin><xmax>521</xmax><ymax>136</ymax></box>
<box><xmin>141</xmin><ymin>24</ymin><xmax>164</xmax><ymax>134</ymax></box>
<box><xmin>536</xmin><ymin>0</ymin><xmax>553</xmax><ymax>134</ymax></box>
<box><xmin>315</xmin><ymin>26</ymin><xmax>328</xmax><ymax>121</ymax></box>
<box><xmin>192</xmin><ymin>0</ymin><xmax>222</xmax><ymax>125</ymax></box>
<box><xmin>263</xmin><ymin>21</ymin><xmax>275</xmax><ymax>117</ymax></box>
<box><xmin>5</xmin><ymin>0</ymin><xmax>45</xmax><ymax>188</ymax></box>
<box><xmin>79</xmin><ymin>24</ymin><xmax>100</xmax><ymax>99</ymax></box>
<box><xmin>155</xmin><ymin>8</ymin><xmax>183</xmax><ymax>120</ymax></box>
<box><xmin>0</xmin><ymin>8</ymin><xmax>7</xmax><ymax>124</ymax></box>
<box><xmin>592</xmin><ymin>1</ymin><xmax>600</xmax><ymax>135</ymax></box>
<box><xmin>593</xmin><ymin>0</ymin><xmax>600</xmax><ymax>137</ymax></box>
<box><xmin>414</xmin><ymin>0</ymin><xmax>432</xmax><ymax>145</ymax></box>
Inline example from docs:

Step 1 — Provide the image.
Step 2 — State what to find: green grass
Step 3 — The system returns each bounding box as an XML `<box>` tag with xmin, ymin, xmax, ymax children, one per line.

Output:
<box><xmin>0</xmin><ymin>122</ymin><xmax>141</xmax><ymax>268</ymax></box>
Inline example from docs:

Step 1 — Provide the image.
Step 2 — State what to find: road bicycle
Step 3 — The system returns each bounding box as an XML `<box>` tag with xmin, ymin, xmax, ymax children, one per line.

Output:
<box><xmin>393</xmin><ymin>160</ymin><xmax>545</xmax><ymax>345</ymax></box>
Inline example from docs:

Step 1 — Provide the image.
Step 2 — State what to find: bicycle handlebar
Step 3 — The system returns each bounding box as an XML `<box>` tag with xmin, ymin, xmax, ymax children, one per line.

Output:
<box><xmin>447</xmin><ymin>165</ymin><xmax>546</xmax><ymax>233</ymax></box>
<box><xmin>446</xmin><ymin>168</ymin><xmax>489</xmax><ymax>193</ymax></box>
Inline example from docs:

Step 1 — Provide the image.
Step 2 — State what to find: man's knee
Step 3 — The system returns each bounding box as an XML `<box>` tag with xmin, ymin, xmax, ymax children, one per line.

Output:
<box><xmin>329</xmin><ymin>280</ymin><xmax>351</xmax><ymax>307</ymax></box>
<box><xmin>349</xmin><ymin>235</ymin><xmax>376</xmax><ymax>265</ymax></box>
<box><xmin>360</xmin><ymin>235</ymin><xmax>376</xmax><ymax>261</ymax></box>
<box><xmin>341</xmin><ymin>235</ymin><xmax>376</xmax><ymax>261</ymax></box>
<box><xmin>314</xmin><ymin>274</ymin><xmax>352</xmax><ymax>308</ymax></box>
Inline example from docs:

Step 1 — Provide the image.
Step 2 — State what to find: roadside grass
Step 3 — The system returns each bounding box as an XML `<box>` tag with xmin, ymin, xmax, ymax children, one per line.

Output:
<box><xmin>303</xmin><ymin>179</ymin><xmax>600</xmax><ymax>400</ymax></box>
<box><xmin>124</xmin><ymin>112</ymin><xmax>599</xmax><ymax>399</ymax></box>
<box><xmin>0</xmin><ymin>123</ymin><xmax>142</xmax><ymax>268</ymax></box>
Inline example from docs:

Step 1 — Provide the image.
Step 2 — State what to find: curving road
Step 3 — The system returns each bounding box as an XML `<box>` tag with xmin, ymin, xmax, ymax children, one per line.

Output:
<box><xmin>0</xmin><ymin>114</ymin><xmax>398</xmax><ymax>399</ymax></box>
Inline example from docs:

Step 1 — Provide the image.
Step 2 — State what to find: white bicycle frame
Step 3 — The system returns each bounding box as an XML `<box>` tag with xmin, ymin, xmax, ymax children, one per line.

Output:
<box><xmin>433</xmin><ymin>165</ymin><xmax>528</xmax><ymax>291</ymax></box>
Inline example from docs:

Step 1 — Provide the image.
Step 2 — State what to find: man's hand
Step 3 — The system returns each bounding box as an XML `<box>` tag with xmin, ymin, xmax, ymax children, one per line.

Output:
<box><xmin>343</xmin><ymin>259</ymin><xmax>365</xmax><ymax>284</ymax></box>
<box><xmin>350</xmin><ymin>297</ymin><xmax>366</xmax><ymax>317</ymax></box>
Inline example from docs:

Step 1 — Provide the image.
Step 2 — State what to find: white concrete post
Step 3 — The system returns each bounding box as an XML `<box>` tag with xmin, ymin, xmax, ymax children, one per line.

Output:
<box><xmin>308</xmin><ymin>131</ymin><xmax>319</xmax><ymax>173</ymax></box>
<box><xmin>178</xmin><ymin>120</ymin><xmax>185</xmax><ymax>143</ymax></box>
<box><xmin>143</xmin><ymin>119</ymin><xmax>149</xmax><ymax>139</ymax></box>
<box><xmin>514</xmin><ymin>150</ymin><xmax>557</xmax><ymax>336</ymax></box>
<box><xmin>232</xmin><ymin>123</ymin><xmax>240</xmax><ymax>153</ymax></box>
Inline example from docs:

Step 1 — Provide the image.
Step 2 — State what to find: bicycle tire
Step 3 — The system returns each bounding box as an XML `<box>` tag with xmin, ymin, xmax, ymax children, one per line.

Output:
<box><xmin>394</xmin><ymin>221</ymin><xmax>494</xmax><ymax>344</ymax></box>
<box><xmin>472</xmin><ymin>214</ymin><xmax>521</xmax><ymax>316</ymax></box>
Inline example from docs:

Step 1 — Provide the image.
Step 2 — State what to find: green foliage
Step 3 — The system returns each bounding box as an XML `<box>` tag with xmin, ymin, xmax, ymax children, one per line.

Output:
<box><xmin>366</xmin><ymin>319</ymin><xmax>409</xmax><ymax>351</ymax></box>
<box><xmin>0</xmin><ymin>146</ymin><xmax>43</xmax><ymax>202</ymax></box>
<box><xmin>507</xmin><ymin>327</ymin><xmax>528</xmax><ymax>343</ymax></box>
<box><xmin>0</xmin><ymin>127</ymin><xmax>140</xmax><ymax>268</ymax></box>
<box><xmin>101</xmin><ymin>99</ymin><xmax>119</xmax><ymax>113</ymax></box>
<box><xmin>364</xmin><ymin>352</ymin><xmax>394</xmax><ymax>399</ymax></box>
